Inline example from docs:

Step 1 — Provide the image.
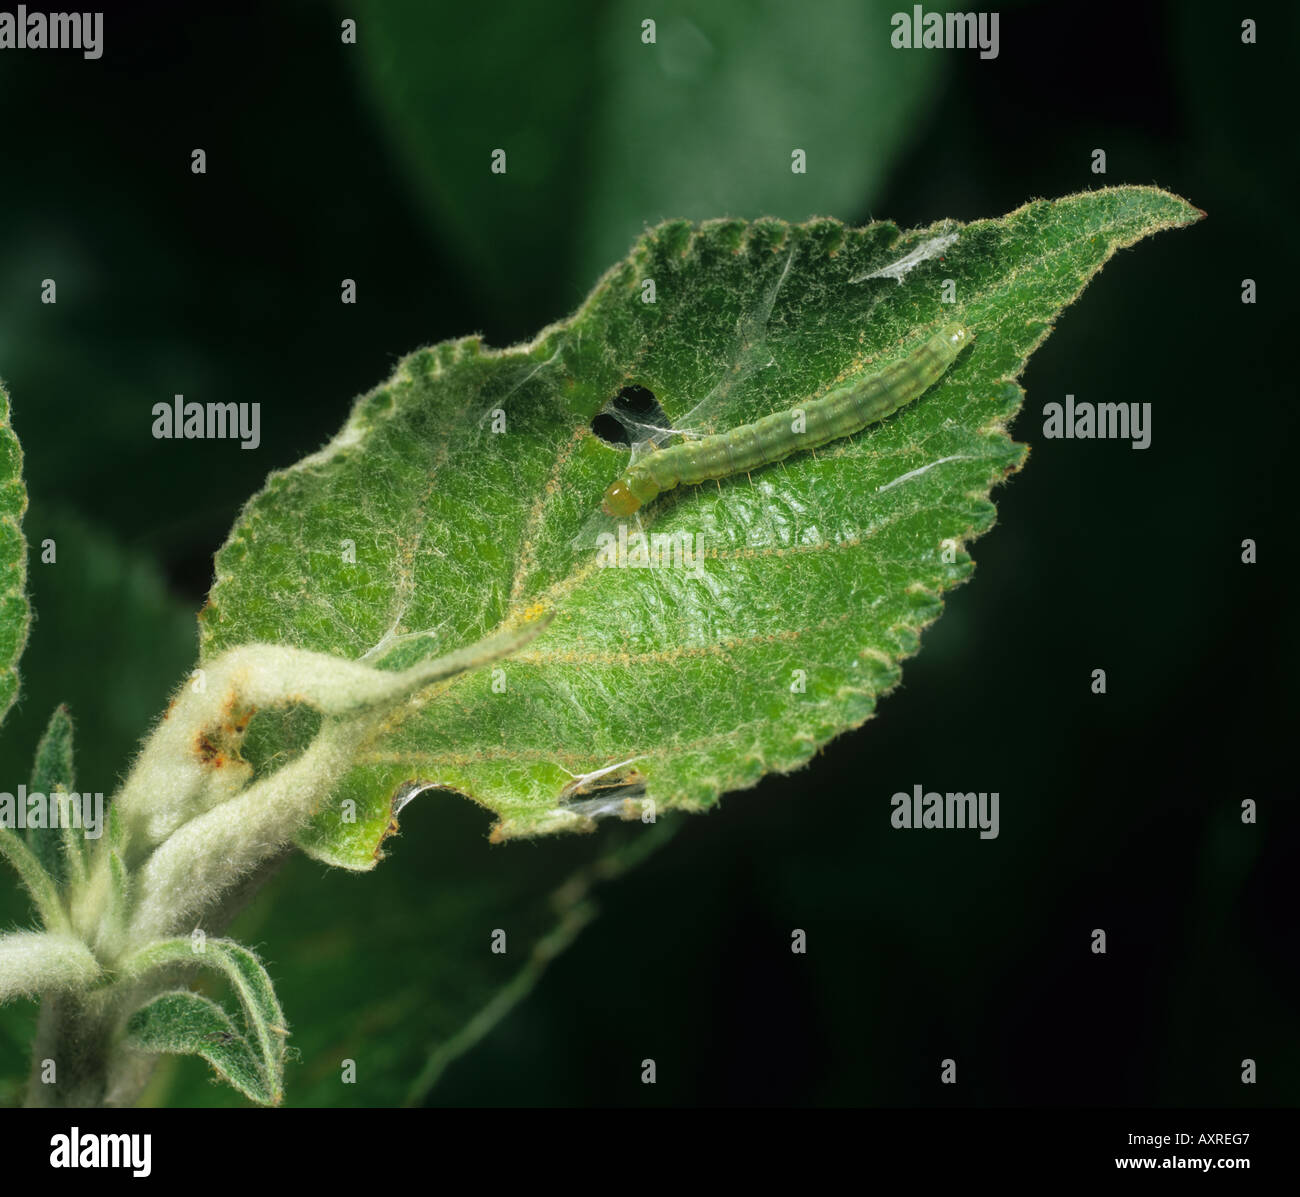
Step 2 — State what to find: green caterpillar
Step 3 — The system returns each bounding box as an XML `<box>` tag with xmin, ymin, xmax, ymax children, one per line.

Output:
<box><xmin>601</xmin><ymin>323</ymin><xmax>973</xmax><ymax>516</ymax></box>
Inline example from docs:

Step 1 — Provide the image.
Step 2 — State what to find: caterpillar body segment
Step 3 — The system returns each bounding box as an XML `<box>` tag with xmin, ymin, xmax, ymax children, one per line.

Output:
<box><xmin>602</xmin><ymin>324</ymin><xmax>971</xmax><ymax>516</ymax></box>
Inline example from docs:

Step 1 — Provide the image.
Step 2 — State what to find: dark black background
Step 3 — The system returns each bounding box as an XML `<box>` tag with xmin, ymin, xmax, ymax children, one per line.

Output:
<box><xmin>0</xmin><ymin>0</ymin><xmax>1292</xmax><ymax>1108</ymax></box>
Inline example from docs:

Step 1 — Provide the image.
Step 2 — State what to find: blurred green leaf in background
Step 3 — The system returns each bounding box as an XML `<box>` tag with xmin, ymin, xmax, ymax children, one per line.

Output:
<box><xmin>347</xmin><ymin>0</ymin><xmax>947</xmax><ymax>306</ymax></box>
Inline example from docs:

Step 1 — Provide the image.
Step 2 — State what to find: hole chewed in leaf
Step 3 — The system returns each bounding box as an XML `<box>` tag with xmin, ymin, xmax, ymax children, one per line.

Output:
<box><xmin>590</xmin><ymin>412</ymin><xmax>631</xmax><ymax>447</ymax></box>
<box><xmin>590</xmin><ymin>384</ymin><xmax>671</xmax><ymax>447</ymax></box>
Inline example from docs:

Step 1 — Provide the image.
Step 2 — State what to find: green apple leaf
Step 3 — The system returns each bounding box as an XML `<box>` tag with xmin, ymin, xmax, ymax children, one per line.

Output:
<box><xmin>0</xmin><ymin>381</ymin><xmax>29</xmax><ymax>727</ymax></box>
<box><xmin>199</xmin><ymin>187</ymin><xmax>1201</xmax><ymax>860</ymax></box>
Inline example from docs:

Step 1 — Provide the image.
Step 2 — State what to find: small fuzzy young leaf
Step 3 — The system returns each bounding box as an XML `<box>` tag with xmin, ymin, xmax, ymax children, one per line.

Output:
<box><xmin>0</xmin><ymin>826</ymin><xmax>67</xmax><ymax>932</ymax></box>
<box><xmin>123</xmin><ymin>990</ymin><xmax>275</xmax><ymax>1106</ymax></box>
<box><xmin>26</xmin><ymin>705</ymin><xmax>82</xmax><ymax>889</ymax></box>
<box><xmin>0</xmin><ymin>931</ymin><xmax>99</xmax><ymax>1003</ymax></box>
<box><xmin>93</xmin><ymin>851</ymin><xmax>130</xmax><ymax>960</ymax></box>
<box><xmin>120</xmin><ymin>936</ymin><xmax>286</xmax><ymax>1101</ymax></box>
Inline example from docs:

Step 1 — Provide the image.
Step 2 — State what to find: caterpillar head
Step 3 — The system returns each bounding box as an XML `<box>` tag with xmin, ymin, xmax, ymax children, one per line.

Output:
<box><xmin>602</xmin><ymin>473</ymin><xmax>660</xmax><ymax>516</ymax></box>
